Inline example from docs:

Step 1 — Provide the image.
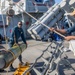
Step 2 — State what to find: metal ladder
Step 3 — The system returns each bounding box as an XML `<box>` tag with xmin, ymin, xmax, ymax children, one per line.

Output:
<box><xmin>23</xmin><ymin>40</ymin><xmax>63</xmax><ymax>75</ymax></box>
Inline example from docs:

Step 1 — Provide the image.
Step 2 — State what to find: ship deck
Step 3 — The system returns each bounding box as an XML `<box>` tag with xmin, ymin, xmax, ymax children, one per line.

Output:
<box><xmin>0</xmin><ymin>39</ymin><xmax>75</xmax><ymax>75</ymax></box>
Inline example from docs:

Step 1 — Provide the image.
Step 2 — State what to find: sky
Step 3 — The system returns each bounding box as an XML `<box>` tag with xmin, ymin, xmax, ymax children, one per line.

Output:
<box><xmin>43</xmin><ymin>0</ymin><xmax>62</xmax><ymax>3</ymax></box>
<box><xmin>55</xmin><ymin>0</ymin><xmax>62</xmax><ymax>3</ymax></box>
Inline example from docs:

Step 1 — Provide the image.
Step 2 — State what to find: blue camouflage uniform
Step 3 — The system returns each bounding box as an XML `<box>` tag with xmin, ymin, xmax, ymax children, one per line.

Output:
<box><xmin>9</xmin><ymin>26</ymin><xmax>27</xmax><ymax>64</ymax></box>
<box><xmin>10</xmin><ymin>26</ymin><xmax>26</xmax><ymax>46</ymax></box>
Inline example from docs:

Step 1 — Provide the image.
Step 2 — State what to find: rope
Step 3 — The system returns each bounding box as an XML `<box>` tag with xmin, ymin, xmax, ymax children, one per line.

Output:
<box><xmin>14</xmin><ymin>2</ymin><xmax>75</xmax><ymax>54</ymax></box>
<box><xmin>13</xmin><ymin>2</ymin><xmax>65</xmax><ymax>38</ymax></box>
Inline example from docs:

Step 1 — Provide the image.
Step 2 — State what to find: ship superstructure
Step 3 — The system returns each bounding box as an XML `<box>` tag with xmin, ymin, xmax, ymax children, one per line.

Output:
<box><xmin>0</xmin><ymin>0</ymin><xmax>55</xmax><ymax>39</ymax></box>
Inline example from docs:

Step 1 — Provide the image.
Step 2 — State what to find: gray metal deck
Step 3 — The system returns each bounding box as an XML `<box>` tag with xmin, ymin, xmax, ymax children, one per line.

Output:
<box><xmin>0</xmin><ymin>40</ymin><xmax>75</xmax><ymax>75</ymax></box>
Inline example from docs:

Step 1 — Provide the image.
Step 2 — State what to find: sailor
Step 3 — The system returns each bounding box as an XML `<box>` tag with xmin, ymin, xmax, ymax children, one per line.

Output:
<box><xmin>50</xmin><ymin>24</ymin><xmax>75</xmax><ymax>41</ymax></box>
<box><xmin>9</xmin><ymin>21</ymin><xmax>27</xmax><ymax>71</ymax></box>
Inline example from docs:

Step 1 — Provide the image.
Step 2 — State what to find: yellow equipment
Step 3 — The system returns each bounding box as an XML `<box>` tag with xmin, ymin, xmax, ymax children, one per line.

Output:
<box><xmin>14</xmin><ymin>62</ymin><xmax>30</xmax><ymax>75</ymax></box>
